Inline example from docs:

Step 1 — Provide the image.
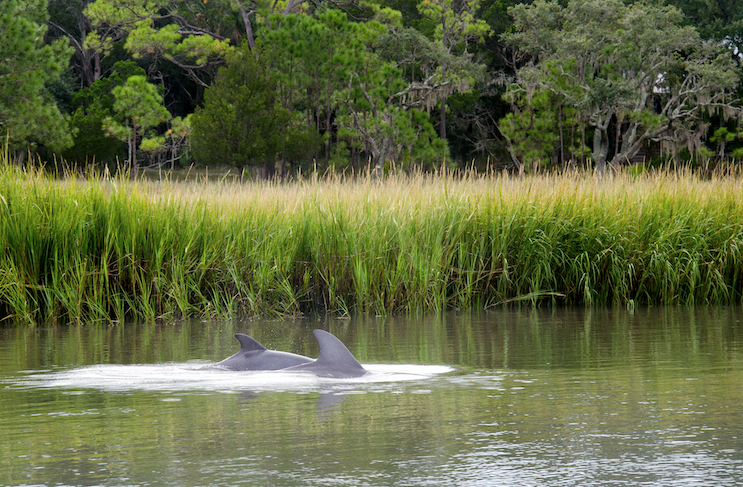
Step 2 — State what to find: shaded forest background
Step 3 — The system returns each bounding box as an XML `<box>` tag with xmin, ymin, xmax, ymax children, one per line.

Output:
<box><xmin>2</xmin><ymin>0</ymin><xmax>743</xmax><ymax>176</ymax></box>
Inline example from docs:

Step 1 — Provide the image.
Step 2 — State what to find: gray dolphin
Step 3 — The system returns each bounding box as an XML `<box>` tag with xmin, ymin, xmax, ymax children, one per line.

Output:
<box><xmin>215</xmin><ymin>333</ymin><xmax>313</xmax><ymax>371</ymax></box>
<box><xmin>283</xmin><ymin>329</ymin><xmax>367</xmax><ymax>378</ymax></box>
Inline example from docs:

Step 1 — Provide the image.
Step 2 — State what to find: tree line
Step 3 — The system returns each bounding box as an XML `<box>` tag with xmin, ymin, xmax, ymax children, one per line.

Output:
<box><xmin>2</xmin><ymin>0</ymin><xmax>742</xmax><ymax>175</ymax></box>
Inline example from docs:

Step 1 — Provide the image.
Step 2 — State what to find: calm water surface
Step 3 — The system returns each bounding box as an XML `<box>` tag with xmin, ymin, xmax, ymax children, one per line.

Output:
<box><xmin>2</xmin><ymin>307</ymin><xmax>743</xmax><ymax>486</ymax></box>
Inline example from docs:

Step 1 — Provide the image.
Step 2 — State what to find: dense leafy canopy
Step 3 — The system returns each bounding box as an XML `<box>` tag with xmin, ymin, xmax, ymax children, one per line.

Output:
<box><xmin>418</xmin><ymin>0</ymin><xmax>491</xmax><ymax>138</ymax></box>
<box><xmin>3</xmin><ymin>0</ymin><xmax>743</xmax><ymax>173</ymax></box>
<box><xmin>191</xmin><ymin>45</ymin><xmax>294</xmax><ymax>170</ymax></box>
<box><xmin>666</xmin><ymin>0</ymin><xmax>743</xmax><ymax>50</ymax></box>
<box><xmin>103</xmin><ymin>74</ymin><xmax>171</xmax><ymax>170</ymax></box>
<box><xmin>84</xmin><ymin>0</ymin><xmax>231</xmax><ymax>86</ymax></box>
<box><xmin>64</xmin><ymin>61</ymin><xmax>145</xmax><ymax>164</ymax></box>
<box><xmin>502</xmin><ymin>0</ymin><xmax>742</xmax><ymax>173</ymax></box>
<box><xmin>0</xmin><ymin>0</ymin><xmax>74</xmax><ymax>152</ymax></box>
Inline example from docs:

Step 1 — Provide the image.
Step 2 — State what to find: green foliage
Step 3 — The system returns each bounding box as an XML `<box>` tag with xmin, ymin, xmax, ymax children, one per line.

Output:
<box><xmin>45</xmin><ymin>65</ymin><xmax>79</xmax><ymax>115</ymax></box>
<box><xmin>499</xmin><ymin>88</ymin><xmax>558</xmax><ymax>170</ymax></box>
<box><xmin>64</xmin><ymin>61</ymin><xmax>145</xmax><ymax>164</ymax></box>
<box><xmin>342</xmin><ymin>20</ymin><xmax>448</xmax><ymax>169</ymax></box>
<box><xmin>417</xmin><ymin>0</ymin><xmax>491</xmax><ymax>52</ymax></box>
<box><xmin>191</xmin><ymin>44</ymin><xmax>298</xmax><ymax>168</ymax></box>
<box><xmin>666</xmin><ymin>0</ymin><xmax>743</xmax><ymax>51</ymax></box>
<box><xmin>282</xmin><ymin>112</ymin><xmax>322</xmax><ymax>166</ymax></box>
<box><xmin>260</xmin><ymin>10</ymin><xmax>449</xmax><ymax>171</ymax></box>
<box><xmin>84</xmin><ymin>0</ymin><xmax>232</xmax><ymax>87</ymax></box>
<box><xmin>0</xmin><ymin>0</ymin><xmax>74</xmax><ymax>152</ymax></box>
<box><xmin>501</xmin><ymin>0</ymin><xmax>742</xmax><ymax>171</ymax></box>
<box><xmin>124</xmin><ymin>19</ymin><xmax>231</xmax><ymax>65</ymax></box>
<box><xmin>709</xmin><ymin>124</ymin><xmax>743</xmax><ymax>162</ymax></box>
<box><xmin>500</xmin><ymin>58</ymin><xmax>588</xmax><ymax>171</ymax></box>
<box><xmin>103</xmin><ymin>75</ymin><xmax>172</xmax><ymax>168</ymax></box>
<box><xmin>346</xmin><ymin>98</ymin><xmax>447</xmax><ymax>171</ymax></box>
<box><xmin>4</xmin><ymin>0</ymin><xmax>739</xmax><ymax>169</ymax></box>
<box><xmin>478</xmin><ymin>0</ymin><xmax>521</xmax><ymax>37</ymax></box>
<box><xmin>375</xmin><ymin>26</ymin><xmax>443</xmax><ymax>83</ymax></box>
<box><xmin>416</xmin><ymin>0</ymin><xmax>492</xmax><ymax>139</ymax></box>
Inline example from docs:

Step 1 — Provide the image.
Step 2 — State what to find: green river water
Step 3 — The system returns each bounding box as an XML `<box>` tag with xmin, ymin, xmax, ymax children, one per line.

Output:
<box><xmin>2</xmin><ymin>307</ymin><xmax>743</xmax><ymax>486</ymax></box>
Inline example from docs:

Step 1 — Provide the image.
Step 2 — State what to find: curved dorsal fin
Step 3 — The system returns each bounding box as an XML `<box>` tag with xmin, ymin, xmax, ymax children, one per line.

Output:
<box><xmin>235</xmin><ymin>333</ymin><xmax>267</xmax><ymax>352</ymax></box>
<box><xmin>312</xmin><ymin>329</ymin><xmax>365</xmax><ymax>372</ymax></box>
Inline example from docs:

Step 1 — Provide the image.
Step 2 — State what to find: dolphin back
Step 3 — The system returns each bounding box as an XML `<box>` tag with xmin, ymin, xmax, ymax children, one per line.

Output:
<box><xmin>287</xmin><ymin>329</ymin><xmax>367</xmax><ymax>378</ymax></box>
<box><xmin>216</xmin><ymin>333</ymin><xmax>313</xmax><ymax>371</ymax></box>
<box><xmin>235</xmin><ymin>333</ymin><xmax>267</xmax><ymax>352</ymax></box>
<box><xmin>313</xmin><ymin>330</ymin><xmax>364</xmax><ymax>368</ymax></box>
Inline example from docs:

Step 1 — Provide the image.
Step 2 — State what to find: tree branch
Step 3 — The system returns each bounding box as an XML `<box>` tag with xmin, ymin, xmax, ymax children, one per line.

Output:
<box><xmin>48</xmin><ymin>21</ymin><xmax>85</xmax><ymax>52</ymax></box>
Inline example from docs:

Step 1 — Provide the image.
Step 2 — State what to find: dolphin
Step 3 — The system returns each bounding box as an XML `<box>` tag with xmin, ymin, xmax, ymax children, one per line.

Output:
<box><xmin>283</xmin><ymin>329</ymin><xmax>367</xmax><ymax>378</ymax></box>
<box><xmin>215</xmin><ymin>333</ymin><xmax>313</xmax><ymax>371</ymax></box>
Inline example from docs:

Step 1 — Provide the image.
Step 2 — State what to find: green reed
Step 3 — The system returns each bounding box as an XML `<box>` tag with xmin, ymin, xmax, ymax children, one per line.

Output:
<box><xmin>1</xmin><ymin>156</ymin><xmax>742</xmax><ymax>324</ymax></box>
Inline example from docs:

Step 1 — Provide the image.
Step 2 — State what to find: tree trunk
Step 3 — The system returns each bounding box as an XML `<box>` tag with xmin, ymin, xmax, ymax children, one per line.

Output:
<box><xmin>237</xmin><ymin>3</ymin><xmax>255</xmax><ymax>51</ymax></box>
<box><xmin>439</xmin><ymin>66</ymin><xmax>448</xmax><ymax>140</ymax></box>
<box><xmin>325</xmin><ymin>68</ymin><xmax>334</xmax><ymax>165</ymax></box>
<box><xmin>591</xmin><ymin>112</ymin><xmax>615</xmax><ymax>175</ymax></box>
<box><xmin>718</xmin><ymin>139</ymin><xmax>726</xmax><ymax>161</ymax></box>
<box><xmin>569</xmin><ymin>116</ymin><xmax>575</xmax><ymax>169</ymax></box>
<box><xmin>283</xmin><ymin>0</ymin><xmax>305</xmax><ymax>14</ymax></box>
<box><xmin>503</xmin><ymin>139</ymin><xmax>523</xmax><ymax>173</ymax></box>
<box><xmin>440</xmin><ymin>95</ymin><xmax>447</xmax><ymax>140</ymax></box>
<box><xmin>580</xmin><ymin>124</ymin><xmax>586</xmax><ymax>168</ymax></box>
<box><xmin>81</xmin><ymin>14</ymin><xmax>101</xmax><ymax>86</ymax></box>
<box><xmin>592</xmin><ymin>124</ymin><xmax>609</xmax><ymax>176</ymax></box>
<box><xmin>263</xmin><ymin>160</ymin><xmax>276</xmax><ymax>179</ymax></box>
<box><xmin>614</xmin><ymin>115</ymin><xmax>621</xmax><ymax>162</ymax></box>
<box><xmin>558</xmin><ymin>104</ymin><xmax>564</xmax><ymax>169</ymax></box>
<box><xmin>130</xmin><ymin>123</ymin><xmax>139</xmax><ymax>176</ymax></box>
<box><xmin>613</xmin><ymin>124</ymin><xmax>666</xmax><ymax>168</ymax></box>
<box><xmin>92</xmin><ymin>51</ymin><xmax>101</xmax><ymax>84</ymax></box>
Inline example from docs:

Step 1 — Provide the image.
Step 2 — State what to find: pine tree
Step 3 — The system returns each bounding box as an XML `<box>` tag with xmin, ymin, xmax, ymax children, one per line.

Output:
<box><xmin>103</xmin><ymin>75</ymin><xmax>171</xmax><ymax>172</ymax></box>
<box><xmin>0</xmin><ymin>0</ymin><xmax>74</xmax><ymax>152</ymax></box>
<box><xmin>191</xmin><ymin>44</ymin><xmax>291</xmax><ymax>171</ymax></box>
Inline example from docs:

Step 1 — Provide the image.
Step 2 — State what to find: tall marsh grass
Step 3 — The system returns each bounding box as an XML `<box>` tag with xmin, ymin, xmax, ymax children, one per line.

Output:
<box><xmin>1</xmin><ymin>156</ymin><xmax>742</xmax><ymax>324</ymax></box>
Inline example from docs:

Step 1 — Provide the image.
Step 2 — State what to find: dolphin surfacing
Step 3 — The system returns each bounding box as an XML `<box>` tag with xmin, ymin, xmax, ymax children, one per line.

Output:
<box><xmin>216</xmin><ymin>333</ymin><xmax>313</xmax><ymax>371</ymax></box>
<box><xmin>284</xmin><ymin>329</ymin><xmax>367</xmax><ymax>378</ymax></box>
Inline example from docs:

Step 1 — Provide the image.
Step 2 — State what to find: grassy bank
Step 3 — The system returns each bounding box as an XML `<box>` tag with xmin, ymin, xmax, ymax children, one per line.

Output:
<box><xmin>1</xmin><ymin>159</ymin><xmax>742</xmax><ymax>324</ymax></box>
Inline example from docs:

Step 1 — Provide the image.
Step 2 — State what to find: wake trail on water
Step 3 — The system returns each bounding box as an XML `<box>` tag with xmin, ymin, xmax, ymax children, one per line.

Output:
<box><xmin>7</xmin><ymin>363</ymin><xmax>457</xmax><ymax>394</ymax></box>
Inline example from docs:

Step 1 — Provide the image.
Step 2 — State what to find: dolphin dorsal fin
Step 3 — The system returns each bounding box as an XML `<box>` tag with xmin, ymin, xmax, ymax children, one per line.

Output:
<box><xmin>312</xmin><ymin>329</ymin><xmax>364</xmax><ymax>370</ymax></box>
<box><xmin>235</xmin><ymin>333</ymin><xmax>267</xmax><ymax>352</ymax></box>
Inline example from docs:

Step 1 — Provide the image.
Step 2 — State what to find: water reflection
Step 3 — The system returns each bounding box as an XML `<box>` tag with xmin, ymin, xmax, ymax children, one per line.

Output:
<box><xmin>315</xmin><ymin>391</ymin><xmax>348</xmax><ymax>415</ymax></box>
<box><xmin>239</xmin><ymin>389</ymin><xmax>351</xmax><ymax>417</ymax></box>
<box><xmin>2</xmin><ymin>307</ymin><xmax>743</xmax><ymax>486</ymax></box>
<box><xmin>3</xmin><ymin>306</ymin><xmax>742</xmax><ymax>372</ymax></box>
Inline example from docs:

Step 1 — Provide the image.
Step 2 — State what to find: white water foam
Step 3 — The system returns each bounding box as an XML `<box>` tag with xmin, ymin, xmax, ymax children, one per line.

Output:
<box><xmin>9</xmin><ymin>362</ymin><xmax>456</xmax><ymax>394</ymax></box>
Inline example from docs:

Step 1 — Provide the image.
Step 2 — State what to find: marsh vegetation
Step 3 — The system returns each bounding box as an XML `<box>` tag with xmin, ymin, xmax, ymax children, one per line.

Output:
<box><xmin>1</xmin><ymin>151</ymin><xmax>742</xmax><ymax>324</ymax></box>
